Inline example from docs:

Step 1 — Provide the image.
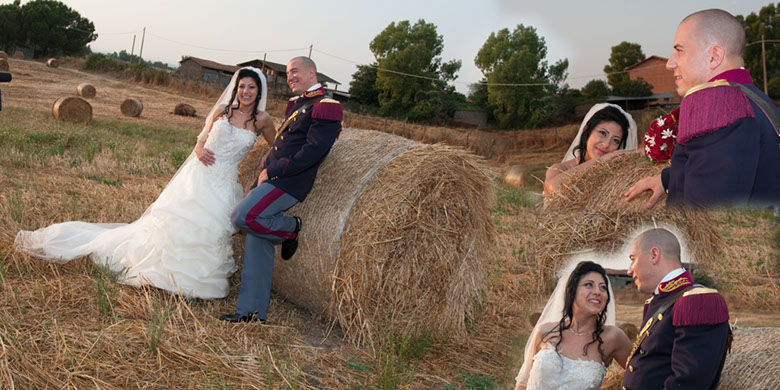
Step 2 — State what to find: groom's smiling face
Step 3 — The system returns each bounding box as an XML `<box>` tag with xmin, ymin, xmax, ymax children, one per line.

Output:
<box><xmin>628</xmin><ymin>240</ymin><xmax>655</xmax><ymax>294</ymax></box>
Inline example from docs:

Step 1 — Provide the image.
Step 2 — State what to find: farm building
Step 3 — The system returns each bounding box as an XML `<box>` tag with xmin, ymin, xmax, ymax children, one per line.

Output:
<box><xmin>624</xmin><ymin>55</ymin><xmax>681</xmax><ymax>105</ymax></box>
<box><xmin>238</xmin><ymin>59</ymin><xmax>341</xmax><ymax>93</ymax></box>
<box><xmin>179</xmin><ymin>57</ymin><xmax>239</xmax><ymax>87</ymax></box>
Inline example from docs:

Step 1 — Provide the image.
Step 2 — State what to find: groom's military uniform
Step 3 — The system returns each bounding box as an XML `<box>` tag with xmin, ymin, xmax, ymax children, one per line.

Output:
<box><xmin>621</xmin><ymin>270</ymin><xmax>731</xmax><ymax>390</ymax></box>
<box><xmin>230</xmin><ymin>85</ymin><xmax>342</xmax><ymax>320</ymax></box>
<box><xmin>661</xmin><ymin>69</ymin><xmax>780</xmax><ymax>207</ymax></box>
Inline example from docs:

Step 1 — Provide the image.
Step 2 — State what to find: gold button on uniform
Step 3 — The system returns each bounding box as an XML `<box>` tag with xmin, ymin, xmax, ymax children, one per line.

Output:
<box><xmin>629</xmin><ymin>365</ymin><xmax>634</xmax><ymax>372</ymax></box>
<box><xmin>274</xmin><ymin>146</ymin><xmax>278</xmax><ymax>150</ymax></box>
<box><xmin>280</xmin><ymin>136</ymin><xmax>284</xmax><ymax>140</ymax></box>
<box><xmin>658</xmin><ymin>314</ymin><xmax>663</xmax><ymax>321</ymax></box>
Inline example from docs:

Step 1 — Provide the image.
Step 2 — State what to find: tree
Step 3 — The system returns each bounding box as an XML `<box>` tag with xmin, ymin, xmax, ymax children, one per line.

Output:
<box><xmin>19</xmin><ymin>0</ymin><xmax>97</xmax><ymax>57</ymax></box>
<box><xmin>368</xmin><ymin>19</ymin><xmax>461</xmax><ymax>120</ymax></box>
<box><xmin>468</xmin><ymin>79</ymin><xmax>489</xmax><ymax>109</ymax></box>
<box><xmin>0</xmin><ymin>2</ymin><xmax>22</xmax><ymax>52</ymax></box>
<box><xmin>610</xmin><ymin>77</ymin><xmax>654</xmax><ymax>97</ymax></box>
<box><xmin>737</xmin><ymin>4</ymin><xmax>780</xmax><ymax>99</ymax></box>
<box><xmin>474</xmin><ymin>24</ymin><xmax>569</xmax><ymax>128</ymax></box>
<box><xmin>349</xmin><ymin>63</ymin><xmax>380</xmax><ymax>107</ymax></box>
<box><xmin>603</xmin><ymin>42</ymin><xmax>645</xmax><ymax>88</ymax></box>
<box><xmin>581</xmin><ymin>79</ymin><xmax>610</xmax><ymax>99</ymax></box>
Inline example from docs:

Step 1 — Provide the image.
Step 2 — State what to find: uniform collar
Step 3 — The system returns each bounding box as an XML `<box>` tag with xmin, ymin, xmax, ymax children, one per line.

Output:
<box><xmin>707</xmin><ymin>68</ymin><xmax>753</xmax><ymax>85</ymax></box>
<box><xmin>302</xmin><ymin>83</ymin><xmax>324</xmax><ymax>98</ymax></box>
<box><xmin>655</xmin><ymin>268</ymin><xmax>693</xmax><ymax>295</ymax></box>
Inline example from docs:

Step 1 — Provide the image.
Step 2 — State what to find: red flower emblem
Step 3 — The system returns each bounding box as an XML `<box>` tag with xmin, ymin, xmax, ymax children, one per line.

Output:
<box><xmin>644</xmin><ymin>108</ymin><xmax>680</xmax><ymax>163</ymax></box>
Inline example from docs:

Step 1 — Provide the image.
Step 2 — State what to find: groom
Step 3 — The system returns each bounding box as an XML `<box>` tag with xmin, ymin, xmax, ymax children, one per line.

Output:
<box><xmin>622</xmin><ymin>228</ymin><xmax>730</xmax><ymax>389</ymax></box>
<box><xmin>220</xmin><ymin>56</ymin><xmax>343</xmax><ymax>323</ymax></box>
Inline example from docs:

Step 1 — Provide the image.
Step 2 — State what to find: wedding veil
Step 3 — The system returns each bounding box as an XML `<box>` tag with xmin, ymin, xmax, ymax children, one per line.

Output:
<box><xmin>562</xmin><ymin>103</ymin><xmax>638</xmax><ymax>163</ymax></box>
<box><xmin>514</xmin><ymin>253</ymin><xmax>624</xmax><ymax>388</ymax></box>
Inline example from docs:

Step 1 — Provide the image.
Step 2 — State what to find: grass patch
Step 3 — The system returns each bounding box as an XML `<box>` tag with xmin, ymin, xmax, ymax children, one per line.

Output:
<box><xmin>91</xmin><ymin>264</ymin><xmax>118</xmax><ymax>319</ymax></box>
<box><xmin>149</xmin><ymin>303</ymin><xmax>170</xmax><ymax>354</ymax></box>
<box><xmin>493</xmin><ymin>179</ymin><xmax>537</xmax><ymax>216</ymax></box>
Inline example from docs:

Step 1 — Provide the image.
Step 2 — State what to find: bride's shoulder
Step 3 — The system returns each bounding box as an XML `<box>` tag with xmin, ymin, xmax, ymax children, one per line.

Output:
<box><xmin>601</xmin><ymin>325</ymin><xmax>631</xmax><ymax>343</ymax></box>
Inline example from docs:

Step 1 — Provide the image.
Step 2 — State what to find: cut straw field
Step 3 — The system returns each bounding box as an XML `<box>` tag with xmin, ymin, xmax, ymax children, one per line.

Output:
<box><xmin>0</xmin><ymin>57</ymin><xmax>778</xmax><ymax>389</ymax></box>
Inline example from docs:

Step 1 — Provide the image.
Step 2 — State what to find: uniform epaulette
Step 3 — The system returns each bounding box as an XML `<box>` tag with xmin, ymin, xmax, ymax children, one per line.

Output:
<box><xmin>642</xmin><ymin>296</ymin><xmax>653</xmax><ymax>318</ymax></box>
<box><xmin>673</xmin><ymin>286</ymin><xmax>729</xmax><ymax>327</ymax></box>
<box><xmin>678</xmin><ymin>80</ymin><xmax>755</xmax><ymax>145</ymax></box>
<box><xmin>285</xmin><ymin>97</ymin><xmax>300</xmax><ymax>116</ymax></box>
<box><xmin>289</xmin><ymin>96</ymin><xmax>300</xmax><ymax>102</ymax></box>
<box><xmin>312</xmin><ymin>98</ymin><xmax>343</xmax><ymax>121</ymax></box>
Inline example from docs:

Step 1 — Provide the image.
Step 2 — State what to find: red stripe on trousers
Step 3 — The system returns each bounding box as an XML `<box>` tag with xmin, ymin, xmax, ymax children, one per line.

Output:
<box><xmin>244</xmin><ymin>187</ymin><xmax>295</xmax><ymax>240</ymax></box>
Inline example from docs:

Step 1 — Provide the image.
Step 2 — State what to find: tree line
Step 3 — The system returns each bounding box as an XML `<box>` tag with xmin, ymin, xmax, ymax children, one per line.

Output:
<box><xmin>0</xmin><ymin>0</ymin><xmax>96</xmax><ymax>57</ymax></box>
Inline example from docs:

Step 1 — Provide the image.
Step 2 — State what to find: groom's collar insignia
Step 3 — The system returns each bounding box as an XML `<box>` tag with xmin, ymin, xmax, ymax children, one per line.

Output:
<box><xmin>658</xmin><ymin>270</ymin><xmax>694</xmax><ymax>294</ymax></box>
<box><xmin>303</xmin><ymin>88</ymin><xmax>325</xmax><ymax>98</ymax></box>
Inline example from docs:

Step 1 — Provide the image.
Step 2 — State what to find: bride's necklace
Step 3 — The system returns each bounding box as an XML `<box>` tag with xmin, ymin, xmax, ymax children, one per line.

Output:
<box><xmin>236</xmin><ymin>107</ymin><xmax>252</xmax><ymax>115</ymax></box>
<box><xmin>569</xmin><ymin>326</ymin><xmax>594</xmax><ymax>336</ymax></box>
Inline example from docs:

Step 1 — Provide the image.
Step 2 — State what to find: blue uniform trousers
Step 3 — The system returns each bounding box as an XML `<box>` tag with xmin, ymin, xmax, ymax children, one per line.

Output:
<box><xmin>230</xmin><ymin>182</ymin><xmax>298</xmax><ymax>319</ymax></box>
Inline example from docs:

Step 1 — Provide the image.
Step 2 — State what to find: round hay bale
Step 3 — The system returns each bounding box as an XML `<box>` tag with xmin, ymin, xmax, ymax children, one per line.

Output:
<box><xmin>0</xmin><ymin>51</ymin><xmax>7</xmax><ymax>60</ymax></box>
<box><xmin>52</xmin><ymin>96</ymin><xmax>92</xmax><ymax>124</ymax></box>
<box><xmin>504</xmin><ymin>165</ymin><xmax>524</xmax><ymax>187</ymax></box>
<box><xmin>616</xmin><ymin>321</ymin><xmax>638</xmax><ymax>342</ymax></box>
<box><xmin>719</xmin><ymin>327</ymin><xmax>780</xmax><ymax>389</ymax></box>
<box><xmin>76</xmin><ymin>83</ymin><xmax>96</xmax><ymax>99</ymax></box>
<box><xmin>0</xmin><ymin>58</ymin><xmax>8</xmax><ymax>72</ymax></box>
<box><xmin>237</xmin><ymin>129</ymin><xmax>495</xmax><ymax>343</ymax></box>
<box><xmin>12</xmin><ymin>51</ymin><xmax>23</xmax><ymax>59</ymax></box>
<box><xmin>46</xmin><ymin>58</ymin><xmax>59</xmax><ymax>68</ymax></box>
<box><xmin>120</xmin><ymin>98</ymin><xmax>143</xmax><ymax>117</ymax></box>
<box><xmin>536</xmin><ymin>152</ymin><xmax>723</xmax><ymax>282</ymax></box>
<box><xmin>174</xmin><ymin>103</ymin><xmax>196</xmax><ymax>117</ymax></box>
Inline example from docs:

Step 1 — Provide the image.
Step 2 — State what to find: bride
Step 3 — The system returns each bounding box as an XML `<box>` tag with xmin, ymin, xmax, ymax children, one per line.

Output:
<box><xmin>14</xmin><ymin>67</ymin><xmax>275</xmax><ymax>300</ymax></box>
<box><xmin>544</xmin><ymin>103</ymin><xmax>637</xmax><ymax>195</ymax></box>
<box><xmin>515</xmin><ymin>260</ymin><xmax>632</xmax><ymax>390</ymax></box>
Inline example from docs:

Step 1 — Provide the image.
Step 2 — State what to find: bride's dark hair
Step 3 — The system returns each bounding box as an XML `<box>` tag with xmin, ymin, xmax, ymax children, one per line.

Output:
<box><xmin>542</xmin><ymin>261</ymin><xmax>611</xmax><ymax>359</ymax></box>
<box><xmin>573</xmin><ymin>106</ymin><xmax>630</xmax><ymax>164</ymax></box>
<box><xmin>221</xmin><ymin>68</ymin><xmax>263</xmax><ymax>129</ymax></box>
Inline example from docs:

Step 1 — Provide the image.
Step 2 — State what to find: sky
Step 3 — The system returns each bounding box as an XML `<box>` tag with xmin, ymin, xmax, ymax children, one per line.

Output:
<box><xmin>12</xmin><ymin>0</ymin><xmax>772</xmax><ymax>94</ymax></box>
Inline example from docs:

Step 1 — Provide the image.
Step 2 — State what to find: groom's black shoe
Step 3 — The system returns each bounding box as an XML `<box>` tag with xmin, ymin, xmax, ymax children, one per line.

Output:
<box><xmin>281</xmin><ymin>216</ymin><xmax>301</xmax><ymax>260</ymax></box>
<box><xmin>219</xmin><ymin>312</ymin><xmax>265</xmax><ymax>323</ymax></box>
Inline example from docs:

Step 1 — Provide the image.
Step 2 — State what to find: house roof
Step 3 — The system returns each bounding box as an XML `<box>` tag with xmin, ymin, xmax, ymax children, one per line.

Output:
<box><xmin>180</xmin><ymin>57</ymin><xmax>239</xmax><ymax>73</ymax></box>
<box><xmin>624</xmin><ymin>55</ymin><xmax>669</xmax><ymax>71</ymax></box>
<box><xmin>238</xmin><ymin>59</ymin><xmax>341</xmax><ymax>85</ymax></box>
<box><xmin>607</xmin><ymin>92</ymin><xmax>675</xmax><ymax>101</ymax></box>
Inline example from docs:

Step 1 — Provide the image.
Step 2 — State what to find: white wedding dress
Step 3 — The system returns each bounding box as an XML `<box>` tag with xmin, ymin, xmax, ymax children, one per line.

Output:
<box><xmin>526</xmin><ymin>343</ymin><xmax>607</xmax><ymax>390</ymax></box>
<box><xmin>14</xmin><ymin>118</ymin><xmax>257</xmax><ymax>299</ymax></box>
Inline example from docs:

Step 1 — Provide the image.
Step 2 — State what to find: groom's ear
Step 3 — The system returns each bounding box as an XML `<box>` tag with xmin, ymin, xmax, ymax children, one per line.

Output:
<box><xmin>649</xmin><ymin>247</ymin><xmax>661</xmax><ymax>265</ymax></box>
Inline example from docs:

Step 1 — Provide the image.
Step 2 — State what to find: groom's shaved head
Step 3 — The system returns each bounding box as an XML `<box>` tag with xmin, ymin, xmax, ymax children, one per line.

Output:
<box><xmin>634</xmin><ymin>228</ymin><xmax>682</xmax><ymax>265</ymax></box>
<box><xmin>290</xmin><ymin>56</ymin><xmax>317</xmax><ymax>71</ymax></box>
<box><xmin>682</xmin><ymin>9</ymin><xmax>746</xmax><ymax>65</ymax></box>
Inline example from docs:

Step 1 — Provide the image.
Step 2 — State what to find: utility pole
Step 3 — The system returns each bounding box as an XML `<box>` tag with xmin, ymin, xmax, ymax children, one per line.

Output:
<box><xmin>131</xmin><ymin>34</ymin><xmax>136</xmax><ymax>57</ymax></box>
<box><xmin>139</xmin><ymin>27</ymin><xmax>146</xmax><ymax>64</ymax></box>
<box><xmin>762</xmin><ymin>34</ymin><xmax>768</xmax><ymax>95</ymax></box>
<box><xmin>308</xmin><ymin>44</ymin><xmax>312</xmax><ymax>58</ymax></box>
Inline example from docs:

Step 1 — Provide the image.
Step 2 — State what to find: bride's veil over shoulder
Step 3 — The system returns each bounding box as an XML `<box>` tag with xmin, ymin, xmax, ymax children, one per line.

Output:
<box><xmin>515</xmin><ymin>253</ymin><xmax>627</xmax><ymax>388</ymax></box>
<box><xmin>561</xmin><ymin>103</ymin><xmax>638</xmax><ymax>163</ymax></box>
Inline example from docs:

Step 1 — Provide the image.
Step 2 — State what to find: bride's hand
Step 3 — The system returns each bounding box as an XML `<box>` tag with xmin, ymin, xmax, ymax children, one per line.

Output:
<box><xmin>598</xmin><ymin>149</ymin><xmax>635</xmax><ymax>163</ymax></box>
<box><xmin>195</xmin><ymin>144</ymin><xmax>216</xmax><ymax>166</ymax></box>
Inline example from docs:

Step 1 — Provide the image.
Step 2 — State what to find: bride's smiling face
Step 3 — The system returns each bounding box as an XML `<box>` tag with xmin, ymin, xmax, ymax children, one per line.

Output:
<box><xmin>585</xmin><ymin>121</ymin><xmax>623</xmax><ymax>161</ymax></box>
<box><xmin>237</xmin><ymin>77</ymin><xmax>259</xmax><ymax>109</ymax></box>
<box><xmin>573</xmin><ymin>271</ymin><xmax>608</xmax><ymax>316</ymax></box>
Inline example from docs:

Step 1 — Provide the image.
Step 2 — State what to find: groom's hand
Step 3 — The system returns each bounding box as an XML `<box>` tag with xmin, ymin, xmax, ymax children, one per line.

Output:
<box><xmin>625</xmin><ymin>174</ymin><xmax>664</xmax><ymax>208</ymax></box>
<box><xmin>257</xmin><ymin>169</ymin><xmax>268</xmax><ymax>184</ymax></box>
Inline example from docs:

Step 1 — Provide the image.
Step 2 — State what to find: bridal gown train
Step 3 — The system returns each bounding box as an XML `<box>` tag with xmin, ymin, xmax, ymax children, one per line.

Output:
<box><xmin>14</xmin><ymin>118</ymin><xmax>257</xmax><ymax>299</ymax></box>
<box><xmin>526</xmin><ymin>343</ymin><xmax>607</xmax><ymax>390</ymax></box>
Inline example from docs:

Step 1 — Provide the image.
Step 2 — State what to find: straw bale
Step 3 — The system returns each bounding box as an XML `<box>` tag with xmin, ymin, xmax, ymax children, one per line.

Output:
<box><xmin>173</xmin><ymin>103</ymin><xmax>196</xmax><ymax>117</ymax></box>
<box><xmin>0</xmin><ymin>50</ymin><xmax>7</xmax><ymax>60</ymax></box>
<box><xmin>52</xmin><ymin>96</ymin><xmax>92</xmax><ymax>124</ymax></box>
<box><xmin>504</xmin><ymin>165</ymin><xmax>524</xmax><ymax>188</ymax></box>
<box><xmin>0</xmin><ymin>58</ymin><xmax>8</xmax><ymax>72</ymax></box>
<box><xmin>237</xmin><ymin>128</ymin><xmax>495</xmax><ymax>343</ymax></box>
<box><xmin>719</xmin><ymin>327</ymin><xmax>780</xmax><ymax>389</ymax></box>
<box><xmin>46</xmin><ymin>58</ymin><xmax>59</xmax><ymax>68</ymax></box>
<box><xmin>76</xmin><ymin>83</ymin><xmax>96</xmax><ymax>99</ymax></box>
<box><xmin>121</xmin><ymin>97</ymin><xmax>143</xmax><ymax>117</ymax></box>
<box><xmin>12</xmin><ymin>51</ymin><xmax>23</xmax><ymax>59</ymax></box>
<box><xmin>537</xmin><ymin>153</ymin><xmax>722</xmax><ymax>281</ymax></box>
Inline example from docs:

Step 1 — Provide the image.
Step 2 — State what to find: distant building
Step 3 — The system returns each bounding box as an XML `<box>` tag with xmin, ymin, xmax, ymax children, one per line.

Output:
<box><xmin>624</xmin><ymin>55</ymin><xmax>681</xmax><ymax>105</ymax></box>
<box><xmin>179</xmin><ymin>57</ymin><xmax>239</xmax><ymax>87</ymax></box>
<box><xmin>238</xmin><ymin>59</ymin><xmax>341</xmax><ymax>93</ymax></box>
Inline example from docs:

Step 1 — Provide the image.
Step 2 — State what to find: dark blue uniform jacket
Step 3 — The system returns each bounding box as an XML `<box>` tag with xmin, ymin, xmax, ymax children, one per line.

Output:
<box><xmin>263</xmin><ymin>88</ymin><xmax>342</xmax><ymax>202</ymax></box>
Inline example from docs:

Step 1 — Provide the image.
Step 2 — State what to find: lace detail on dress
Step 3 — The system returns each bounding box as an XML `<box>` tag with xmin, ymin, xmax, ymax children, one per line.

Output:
<box><xmin>203</xmin><ymin>118</ymin><xmax>257</xmax><ymax>186</ymax></box>
<box><xmin>526</xmin><ymin>343</ymin><xmax>607</xmax><ymax>390</ymax></box>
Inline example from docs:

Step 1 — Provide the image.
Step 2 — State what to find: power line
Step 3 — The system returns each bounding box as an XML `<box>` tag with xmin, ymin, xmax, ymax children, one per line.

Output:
<box><xmin>146</xmin><ymin>31</ymin><xmax>308</xmax><ymax>54</ymax></box>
